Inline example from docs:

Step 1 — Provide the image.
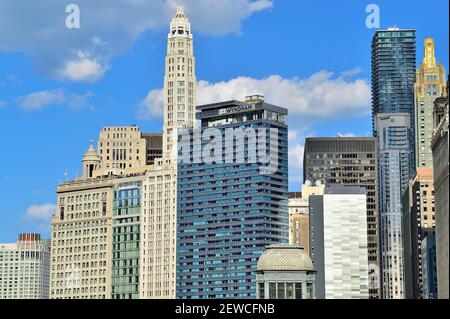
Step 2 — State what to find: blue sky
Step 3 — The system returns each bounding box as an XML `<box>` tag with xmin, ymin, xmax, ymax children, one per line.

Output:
<box><xmin>0</xmin><ymin>0</ymin><xmax>448</xmax><ymax>242</ymax></box>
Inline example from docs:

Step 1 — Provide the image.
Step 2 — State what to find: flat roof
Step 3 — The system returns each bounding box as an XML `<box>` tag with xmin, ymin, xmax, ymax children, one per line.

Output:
<box><xmin>196</xmin><ymin>99</ymin><xmax>288</xmax><ymax>120</ymax></box>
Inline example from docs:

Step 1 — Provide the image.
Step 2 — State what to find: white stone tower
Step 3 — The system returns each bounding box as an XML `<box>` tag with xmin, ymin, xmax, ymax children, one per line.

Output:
<box><xmin>162</xmin><ymin>7</ymin><xmax>196</xmax><ymax>159</ymax></box>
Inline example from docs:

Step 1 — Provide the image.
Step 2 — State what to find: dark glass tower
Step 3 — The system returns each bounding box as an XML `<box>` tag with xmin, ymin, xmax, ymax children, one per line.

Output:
<box><xmin>371</xmin><ymin>28</ymin><xmax>416</xmax><ymax>121</ymax></box>
<box><xmin>176</xmin><ymin>96</ymin><xmax>289</xmax><ymax>299</ymax></box>
<box><xmin>371</xmin><ymin>28</ymin><xmax>417</xmax><ymax>173</ymax></box>
<box><xmin>371</xmin><ymin>28</ymin><xmax>417</xmax><ymax>299</ymax></box>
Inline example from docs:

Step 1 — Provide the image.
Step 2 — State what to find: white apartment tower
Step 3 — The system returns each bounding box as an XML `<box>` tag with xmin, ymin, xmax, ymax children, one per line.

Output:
<box><xmin>0</xmin><ymin>234</ymin><xmax>50</xmax><ymax>299</ymax></box>
<box><xmin>163</xmin><ymin>7</ymin><xmax>196</xmax><ymax>158</ymax></box>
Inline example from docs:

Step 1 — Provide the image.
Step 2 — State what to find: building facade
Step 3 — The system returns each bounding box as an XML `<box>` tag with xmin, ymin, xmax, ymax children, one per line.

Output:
<box><xmin>0</xmin><ymin>234</ymin><xmax>50</xmax><ymax>299</ymax></box>
<box><xmin>375</xmin><ymin>113</ymin><xmax>413</xmax><ymax>299</ymax></box>
<box><xmin>51</xmin><ymin>161</ymin><xmax>115</xmax><ymax>299</ymax></box>
<box><xmin>139</xmin><ymin>158</ymin><xmax>178</xmax><ymax>299</ymax></box>
<box><xmin>432</xmin><ymin>80</ymin><xmax>449</xmax><ymax>299</ymax></box>
<box><xmin>309</xmin><ymin>186</ymin><xmax>369</xmax><ymax>299</ymax></box>
<box><xmin>143</xmin><ymin>133</ymin><xmax>163</xmax><ymax>165</ymax></box>
<box><xmin>111</xmin><ymin>177</ymin><xmax>144</xmax><ymax>299</ymax></box>
<box><xmin>97</xmin><ymin>126</ymin><xmax>148</xmax><ymax>175</ymax></box>
<box><xmin>176</xmin><ymin>96</ymin><xmax>289</xmax><ymax>299</ymax></box>
<box><xmin>303</xmin><ymin>137</ymin><xmax>379</xmax><ymax>298</ymax></box>
<box><xmin>401</xmin><ymin>168</ymin><xmax>435</xmax><ymax>299</ymax></box>
<box><xmin>414</xmin><ymin>38</ymin><xmax>446</xmax><ymax>168</ymax></box>
<box><xmin>256</xmin><ymin>245</ymin><xmax>316</xmax><ymax>299</ymax></box>
<box><xmin>421</xmin><ymin>234</ymin><xmax>438</xmax><ymax>299</ymax></box>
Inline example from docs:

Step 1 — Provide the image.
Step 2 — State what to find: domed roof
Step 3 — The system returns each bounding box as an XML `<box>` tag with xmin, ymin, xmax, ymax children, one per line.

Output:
<box><xmin>257</xmin><ymin>244</ymin><xmax>314</xmax><ymax>271</ymax></box>
<box><xmin>82</xmin><ymin>140</ymin><xmax>100</xmax><ymax>162</ymax></box>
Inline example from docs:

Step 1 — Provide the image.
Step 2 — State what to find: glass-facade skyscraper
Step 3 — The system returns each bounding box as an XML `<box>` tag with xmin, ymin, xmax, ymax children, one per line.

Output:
<box><xmin>375</xmin><ymin>113</ymin><xmax>413</xmax><ymax>299</ymax></box>
<box><xmin>372</xmin><ymin>28</ymin><xmax>416</xmax><ymax>174</ymax></box>
<box><xmin>176</xmin><ymin>96</ymin><xmax>289</xmax><ymax>299</ymax></box>
<box><xmin>371</xmin><ymin>28</ymin><xmax>417</xmax><ymax>299</ymax></box>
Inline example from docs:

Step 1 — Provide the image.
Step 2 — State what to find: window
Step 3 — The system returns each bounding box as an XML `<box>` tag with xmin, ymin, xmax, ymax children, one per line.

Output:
<box><xmin>286</xmin><ymin>282</ymin><xmax>294</xmax><ymax>299</ymax></box>
<box><xmin>268</xmin><ymin>283</ymin><xmax>276</xmax><ymax>299</ymax></box>
<box><xmin>258</xmin><ymin>283</ymin><xmax>265</xmax><ymax>299</ymax></box>
<box><xmin>306</xmin><ymin>283</ymin><xmax>313</xmax><ymax>299</ymax></box>
<box><xmin>277</xmin><ymin>282</ymin><xmax>285</xmax><ymax>299</ymax></box>
<box><xmin>295</xmin><ymin>282</ymin><xmax>302</xmax><ymax>299</ymax></box>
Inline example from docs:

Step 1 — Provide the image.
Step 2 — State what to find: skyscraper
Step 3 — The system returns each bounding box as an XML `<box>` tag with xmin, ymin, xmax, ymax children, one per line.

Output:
<box><xmin>372</xmin><ymin>28</ymin><xmax>416</xmax><ymax>174</ymax></box>
<box><xmin>138</xmin><ymin>6</ymin><xmax>197</xmax><ymax>299</ymax></box>
<box><xmin>163</xmin><ymin>7</ymin><xmax>196</xmax><ymax>158</ymax></box>
<box><xmin>309</xmin><ymin>186</ymin><xmax>369</xmax><ymax>299</ymax></box>
<box><xmin>176</xmin><ymin>96</ymin><xmax>289</xmax><ymax>299</ymax></box>
<box><xmin>0</xmin><ymin>234</ymin><xmax>50</xmax><ymax>299</ymax></box>
<box><xmin>371</xmin><ymin>28</ymin><xmax>417</xmax><ymax>299</ymax></box>
<box><xmin>375</xmin><ymin>113</ymin><xmax>413</xmax><ymax>299</ymax></box>
<box><xmin>303</xmin><ymin>137</ymin><xmax>379</xmax><ymax>298</ymax></box>
<box><xmin>414</xmin><ymin>38</ymin><xmax>446</xmax><ymax>168</ymax></box>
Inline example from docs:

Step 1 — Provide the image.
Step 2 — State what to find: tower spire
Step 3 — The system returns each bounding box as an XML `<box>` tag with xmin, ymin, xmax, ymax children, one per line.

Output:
<box><xmin>176</xmin><ymin>6</ymin><xmax>185</xmax><ymax>17</ymax></box>
<box><xmin>423</xmin><ymin>38</ymin><xmax>437</xmax><ymax>68</ymax></box>
<box><xmin>162</xmin><ymin>7</ymin><xmax>196</xmax><ymax>159</ymax></box>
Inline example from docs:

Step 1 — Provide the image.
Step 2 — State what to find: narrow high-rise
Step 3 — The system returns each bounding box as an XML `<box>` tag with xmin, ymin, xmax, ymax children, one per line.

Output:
<box><xmin>163</xmin><ymin>7</ymin><xmax>196</xmax><ymax>159</ymax></box>
<box><xmin>375</xmin><ymin>113</ymin><xmax>413</xmax><ymax>299</ymax></box>
<box><xmin>414</xmin><ymin>38</ymin><xmax>446</xmax><ymax>168</ymax></box>
<box><xmin>371</xmin><ymin>28</ymin><xmax>417</xmax><ymax>299</ymax></box>
<box><xmin>138</xmin><ymin>7</ymin><xmax>196</xmax><ymax>299</ymax></box>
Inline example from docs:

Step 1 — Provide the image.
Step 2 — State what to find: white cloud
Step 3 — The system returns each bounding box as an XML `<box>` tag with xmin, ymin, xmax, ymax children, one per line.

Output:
<box><xmin>0</xmin><ymin>0</ymin><xmax>273</xmax><ymax>81</ymax></box>
<box><xmin>18</xmin><ymin>89</ymin><xmax>94</xmax><ymax>111</ymax></box>
<box><xmin>18</xmin><ymin>90</ymin><xmax>66</xmax><ymax>111</ymax></box>
<box><xmin>0</xmin><ymin>101</ymin><xmax>6</xmax><ymax>108</ymax></box>
<box><xmin>138</xmin><ymin>70</ymin><xmax>371</xmax><ymax>121</ymax></box>
<box><xmin>24</xmin><ymin>204</ymin><xmax>56</xmax><ymax>221</ymax></box>
<box><xmin>58</xmin><ymin>51</ymin><xmax>108</xmax><ymax>82</ymax></box>
<box><xmin>137</xmin><ymin>89</ymin><xmax>165</xmax><ymax>120</ymax></box>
